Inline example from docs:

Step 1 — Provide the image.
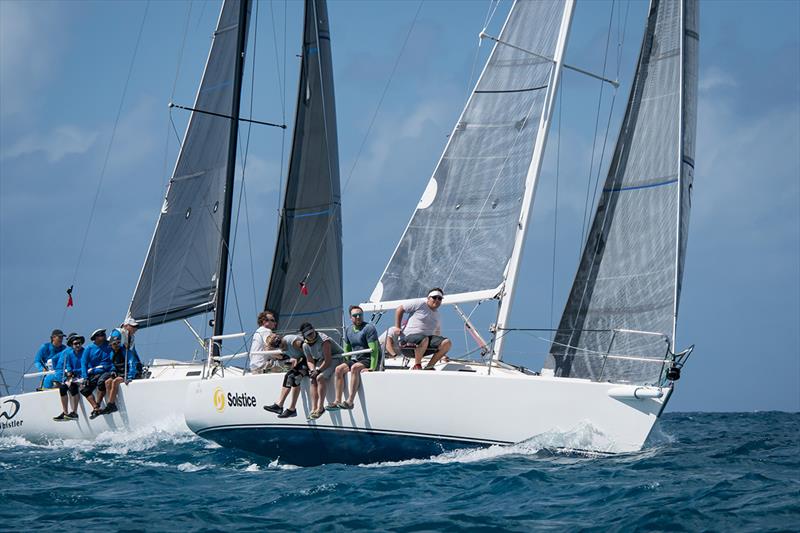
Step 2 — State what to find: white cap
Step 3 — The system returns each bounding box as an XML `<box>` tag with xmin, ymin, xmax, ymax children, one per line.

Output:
<box><xmin>427</xmin><ymin>289</ymin><xmax>444</xmax><ymax>298</ymax></box>
<box><xmin>123</xmin><ymin>317</ymin><xmax>139</xmax><ymax>327</ymax></box>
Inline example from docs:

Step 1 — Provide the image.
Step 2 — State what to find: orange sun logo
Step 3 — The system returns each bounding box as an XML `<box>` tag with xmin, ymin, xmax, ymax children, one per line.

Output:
<box><xmin>213</xmin><ymin>387</ymin><xmax>226</xmax><ymax>413</ymax></box>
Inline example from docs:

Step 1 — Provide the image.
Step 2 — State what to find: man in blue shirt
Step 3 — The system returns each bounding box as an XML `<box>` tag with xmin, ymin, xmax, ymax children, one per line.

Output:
<box><xmin>330</xmin><ymin>305</ymin><xmax>380</xmax><ymax>410</ymax></box>
<box><xmin>100</xmin><ymin>330</ymin><xmax>143</xmax><ymax>415</ymax></box>
<box><xmin>52</xmin><ymin>333</ymin><xmax>85</xmax><ymax>421</ymax></box>
<box><xmin>34</xmin><ymin>329</ymin><xmax>66</xmax><ymax>390</ymax></box>
<box><xmin>80</xmin><ymin>328</ymin><xmax>113</xmax><ymax>419</ymax></box>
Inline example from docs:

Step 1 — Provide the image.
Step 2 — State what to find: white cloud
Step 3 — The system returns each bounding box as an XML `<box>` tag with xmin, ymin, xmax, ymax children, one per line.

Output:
<box><xmin>1</xmin><ymin>125</ymin><xmax>98</xmax><ymax>162</ymax></box>
<box><xmin>699</xmin><ymin>66</ymin><xmax>737</xmax><ymax>92</ymax></box>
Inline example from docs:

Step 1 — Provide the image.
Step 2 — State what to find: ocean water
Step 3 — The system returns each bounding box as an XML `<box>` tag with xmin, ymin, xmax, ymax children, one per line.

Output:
<box><xmin>1</xmin><ymin>412</ymin><xmax>797</xmax><ymax>531</ymax></box>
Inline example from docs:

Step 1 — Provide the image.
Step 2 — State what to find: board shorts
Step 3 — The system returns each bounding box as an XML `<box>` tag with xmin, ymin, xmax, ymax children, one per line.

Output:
<box><xmin>96</xmin><ymin>372</ymin><xmax>113</xmax><ymax>392</ymax></box>
<box><xmin>343</xmin><ymin>354</ymin><xmax>370</xmax><ymax>368</ymax></box>
<box><xmin>282</xmin><ymin>362</ymin><xmax>309</xmax><ymax>388</ymax></box>
<box><xmin>404</xmin><ymin>334</ymin><xmax>446</xmax><ymax>351</ymax></box>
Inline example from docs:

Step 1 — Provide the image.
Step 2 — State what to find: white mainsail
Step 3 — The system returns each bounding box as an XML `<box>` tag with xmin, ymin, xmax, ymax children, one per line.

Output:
<box><xmin>363</xmin><ymin>0</ymin><xmax>574</xmax><ymax>316</ymax></box>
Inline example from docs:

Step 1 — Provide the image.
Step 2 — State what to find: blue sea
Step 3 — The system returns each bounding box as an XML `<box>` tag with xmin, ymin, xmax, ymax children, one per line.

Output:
<box><xmin>1</xmin><ymin>412</ymin><xmax>797</xmax><ymax>531</ymax></box>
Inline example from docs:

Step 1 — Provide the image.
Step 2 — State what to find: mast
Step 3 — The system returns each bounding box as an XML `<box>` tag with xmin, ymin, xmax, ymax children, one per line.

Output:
<box><xmin>492</xmin><ymin>0</ymin><xmax>575</xmax><ymax>361</ymax></box>
<box><xmin>213</xmin><ymin>0</ymin><xmax>251</xmax><ymax>346</ymax></box>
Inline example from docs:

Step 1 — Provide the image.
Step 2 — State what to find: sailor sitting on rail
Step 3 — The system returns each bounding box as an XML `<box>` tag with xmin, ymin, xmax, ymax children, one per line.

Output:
<box><xmin>249</xmin><ymin>310</ymin><xmax>278</xmax><ymax>374</ymax></box>
<box><xmin>100</xmin><ymin>330</ymin><xmax>142</xmax><ymax>415</ymax></box>
<box><xmin>52</xmin><ymin>333</ymin><xmax>85</xmax><ymax>421</ymax></box>
<box><xmin>80</xmin><ymin>329</ymin><xmax>113</xmax><ymax>419</ymax></box>
<box><xmin>263</xmin><ymin>333</ymin><xmax>307</xmax><ymax>419</ymax></box>
<box><xmin>329</xmin><ymin>305</ymin><xmax>379</xmax><ymax>410</ymax></box>
<box><xmin>34</xmin><ymin>328</ymin><xmax>67</xmax><ymax>390</ymax></box>
<box><xmin>395</xmin><ymin>288</ymin><xmax>452</xmax><ymax>370</ymax></box>
<box><xmin>301</xmin><ymin>322</ymin><xmax>344</xmax><ymax>420</ymax></box>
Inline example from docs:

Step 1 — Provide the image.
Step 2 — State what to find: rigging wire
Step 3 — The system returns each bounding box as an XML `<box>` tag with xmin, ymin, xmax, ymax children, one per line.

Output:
<box><xmin>550</xmin><ymin>79</ymin><xmax>564</xmax><ymax>332</ymax></box>
<box><xmin>60</xmin><ymin>0</ymin><xmax>150</xmax><ymax>327</ymax></box>
<box><xmin>270</xmin><ymin>0</ymin><xmax>288</xmax><ymax>221</ymax></box>
<box><xmin>578</xmin><ymin>0</ymin><xmax>616</xmax><ymax>255</ymax></box>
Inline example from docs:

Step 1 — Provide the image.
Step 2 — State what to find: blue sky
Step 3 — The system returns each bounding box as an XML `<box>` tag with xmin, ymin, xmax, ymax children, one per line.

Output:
<box><xmin>0</xmin><ymin>0</ymin><xmax>797</xmax><ymax>412</ymax></box>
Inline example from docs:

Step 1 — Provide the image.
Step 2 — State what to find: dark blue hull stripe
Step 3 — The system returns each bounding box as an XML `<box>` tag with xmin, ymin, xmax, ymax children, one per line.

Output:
<box><xmin>195</xmin><ymin>424</ymin><xmax>512</xmax><ymax>466</ymax></box>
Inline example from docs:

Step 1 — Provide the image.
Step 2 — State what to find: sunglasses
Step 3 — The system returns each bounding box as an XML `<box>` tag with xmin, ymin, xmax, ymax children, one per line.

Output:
<box><xmin>351</xmin><ymin>313</ymin><xmax>363</xmax><ymax>318</ymax></box>
<box><xmin>72</xmin><ymin>340</ymin><xmax>84</xmax><ymax>346</ymax></box>
<box><xmin>429</xmin><ymin>295</ymin><xmax>443</xmax><ymax>301</ymax></box>
<box><xmin>264</xmin><ymin>317</ymin><xmax>276</xmax><ymax>323</ymax></box>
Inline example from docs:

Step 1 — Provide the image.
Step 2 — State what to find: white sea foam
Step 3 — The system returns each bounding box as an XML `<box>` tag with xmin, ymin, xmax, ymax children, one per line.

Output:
<box><xmin>177</xmin><ymin>462</ymin><xmax>207</xmax><ymax>472</ymax></box>
<box><xmin>361</xmin><ymin>421</ymin><xmax>614</xmax><ymax>469</ymax></box>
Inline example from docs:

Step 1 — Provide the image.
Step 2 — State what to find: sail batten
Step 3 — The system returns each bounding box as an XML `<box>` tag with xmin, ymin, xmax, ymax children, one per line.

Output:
<box><xmin>128</xmin><ymin>0</ymin><xmax>248</xmax><ymax>329</ymax></box>
<box><xmin>264</xmin><ymin>0</ymin><xmax>342</xmax><ymax>338</ymax></box>
<box><xmin>545</xmin><ymin>0</ymin><xmax>698</xmax><ymax>385</ymax></box>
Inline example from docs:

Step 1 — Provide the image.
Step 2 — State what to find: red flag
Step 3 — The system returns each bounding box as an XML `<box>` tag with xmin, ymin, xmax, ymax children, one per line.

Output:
<box><xmin>66</xmin><ymin>285</ymin><xmax>74</xmax><ymax>308</ymax></box>
<box><xmin>299</xmin><ymin>281</ymin><xmax>308</xmax><ymax>296</ymax></box>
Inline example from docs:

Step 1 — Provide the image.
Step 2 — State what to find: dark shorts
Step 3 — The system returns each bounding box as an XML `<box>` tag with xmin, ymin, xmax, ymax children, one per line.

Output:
<box><xmin>80</xmin><ymin>376</ymin><xmax>100</xmax><ymax>396</ymax></box>
<box><xmin>96</xmin><ymin>372</ymin><xmax>113</xmax><ymax>392</ymax></box>
<box><xmin>343</xmin><ymin>357</ymin><xmax>370</xmax><ymax>369</ymax></box>
<box><xmin>404</xmin><ymin>334</ymin><xmax>446</xmax><ymax>351</ymax></box>
<box><xmin>282</xmin><ymin>366</ymin><xmax>308</xmax><ymax>388</ymax></box>
<box><xmin>56</xmin><ymin>381</ymin><xmax>79</xmax><ymax>397</ymax></box>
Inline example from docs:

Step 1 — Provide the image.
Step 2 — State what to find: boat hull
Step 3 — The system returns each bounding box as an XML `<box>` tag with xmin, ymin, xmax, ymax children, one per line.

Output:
<box><xmin>184</xmin><ymin>365</ymin><xmax>672</xmax><ymax>465</ymax></box>
<box><xmin>0</xmin><ymin>363</ymin><xmax>241</xmax><ymax>441</ymax></box>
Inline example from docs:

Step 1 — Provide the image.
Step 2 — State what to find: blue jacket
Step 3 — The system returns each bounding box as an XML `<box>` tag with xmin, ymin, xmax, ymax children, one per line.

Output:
<box><xmin>34</xmin><ymin>342</ymin><xmax>66</xmax><ymax>371</ymax></box>
<box><xmin>82</xmin><ymin>342</ymin><xmax>112</xmax><ymax>378</ymax></box>
<box><xmin>109</xmin><ymin>346</ymin><xmax>141</xmax><ymax>381</ymax></box>
<box><xmin>54</xmin><ymin>347</ymin><xmax>84</xmax><ymax>381</ymax></box>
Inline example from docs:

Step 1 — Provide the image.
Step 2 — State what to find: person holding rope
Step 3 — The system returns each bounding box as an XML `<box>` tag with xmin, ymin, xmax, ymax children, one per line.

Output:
<box><xmin>263</xmin><ymin>332</ymin><xmax>308</xmax><ymax>419</ymax></box>
<box><xmin>52</xmin><ymin>333</ymin><xmax>85</xmax><ymax>421</ymax></box>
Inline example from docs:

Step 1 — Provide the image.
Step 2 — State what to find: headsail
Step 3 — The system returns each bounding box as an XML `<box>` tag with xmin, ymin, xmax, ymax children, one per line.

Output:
<box><xmin>545</xmin><ymin>0</ymin><xmax>699</xmax><ymax>385</ymax></box>
<box><xmin>364</xmin><ymin>0</ymin><xmax>572</xmax><ymax>311</ymax></box>
<box><xmin>129</xmin><ymin>0</ymin><xmax>249</xmax><ymax>328</ymax></box>
<box><xmin>265</xmin><ymin>0</ymin><xmax>342</xmax><ymax>336</ymax></box>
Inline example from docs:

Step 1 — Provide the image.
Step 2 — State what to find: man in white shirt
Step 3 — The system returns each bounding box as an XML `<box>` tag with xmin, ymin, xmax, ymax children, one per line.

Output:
<box><xmin>394</xmin><ymin>287</ymin><xmax>452</xmax><ymax>370</ymax></box>
<box><xmin>249</xmin><ymin>310</ymin><xmax>278</xmax><ymax>374</ymax></box>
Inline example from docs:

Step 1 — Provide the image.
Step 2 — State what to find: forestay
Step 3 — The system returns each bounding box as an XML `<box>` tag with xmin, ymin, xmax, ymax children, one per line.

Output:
<box><xmin>265</xmin><ymin>0</ymin><xmax>342</xmax><ymax>337</ymax></box>
<box><xmin>365</xmin><ymin>0</ymin><xmax>569</xmax><ymax>310</ymax></box>
<box><xmin>129</xmin><ymin>0</ymin><xmax>247</xmax><ymax>328</ymax></box>
<box><xmin>546</xmin><ymin>0</ymin><xmax>698</xmax><ymax>385</ymax></box>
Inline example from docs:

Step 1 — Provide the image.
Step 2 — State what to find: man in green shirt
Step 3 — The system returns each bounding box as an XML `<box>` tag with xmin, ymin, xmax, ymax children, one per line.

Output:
<box><xmin>330</xmin><ymin>305</ymin><xmax>380</xmax><ymax>409</ymax></box>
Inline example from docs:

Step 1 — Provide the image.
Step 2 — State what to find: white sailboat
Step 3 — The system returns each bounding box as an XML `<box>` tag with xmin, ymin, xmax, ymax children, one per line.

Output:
<box><xmin>0</xmin><ymin>0</ymin><xmax>342</xmax><ymax>440</ymax></box>
<box><xmin>184</xmin><ymin>0</ymin><xmax>699</xmax><ymax>465</ymax></box>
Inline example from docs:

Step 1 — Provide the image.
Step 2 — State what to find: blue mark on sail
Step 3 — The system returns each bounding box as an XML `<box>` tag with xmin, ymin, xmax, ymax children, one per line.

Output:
<box><xmin>288</xmin><ymin>209</ymin><xmax>330</xmax><ymax>219</ymax></box>
<box><xmin>604</xmin><ymin>178</ymin><xmax>678</xmax><ymax>193</ymax></box>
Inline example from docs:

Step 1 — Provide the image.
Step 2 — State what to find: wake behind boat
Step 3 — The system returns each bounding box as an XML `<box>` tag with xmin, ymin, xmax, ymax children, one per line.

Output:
<box><xmin>186</xmin><ymin>0</ymin><xmax>698</xmax><ymax>465</ymax></box>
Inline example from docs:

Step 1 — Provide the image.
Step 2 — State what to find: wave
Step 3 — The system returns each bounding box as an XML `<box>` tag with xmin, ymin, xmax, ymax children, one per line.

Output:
<box><xmin>361</xmin><ymin>421</ymin><xmax>621</xmax><ymax>469</ymax></box>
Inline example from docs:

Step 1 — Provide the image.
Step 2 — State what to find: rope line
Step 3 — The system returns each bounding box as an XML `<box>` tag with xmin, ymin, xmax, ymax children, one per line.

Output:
<box><xmin>61</xmin><ymin>1</ymin><xmax>150</xmax><ymax>327</ymax></box>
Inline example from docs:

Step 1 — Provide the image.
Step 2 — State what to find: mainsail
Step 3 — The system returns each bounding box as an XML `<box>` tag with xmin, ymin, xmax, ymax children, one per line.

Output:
<box><xmin>365</xmin><ymin>0</ymin><xmax>572</xmax><ymax>310</ymax></box>
<box><xmin>545</xmin><ymin>0</ymin><xmax>699</xmax><ymax>385</ymax></box>
<box><xmin>264</xmin><ymin>0</ymin><xmax>342</xmax><ymax>336</ymax></box>
<box><xmin>129</xmin><ymin>0</ymin><xmax>249</xmax><ymax>328</ymax></box>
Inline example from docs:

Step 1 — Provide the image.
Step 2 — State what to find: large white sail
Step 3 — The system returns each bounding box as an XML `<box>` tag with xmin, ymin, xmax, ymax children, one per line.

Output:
<box><xmin>546</xmin><ymin>0</ymin><xmax>699</xmax><ymax>385</ymax></box>
<box><xmin>364</xmin><ymin>0</ymin><xmax>572</xmax><ymax>311</ymax></box>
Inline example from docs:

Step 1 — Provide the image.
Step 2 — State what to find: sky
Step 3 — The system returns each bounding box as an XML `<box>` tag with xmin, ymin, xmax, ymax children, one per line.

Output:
<box><xmin>0</xmin><ymin>0</ymin><xmax>798</xmax><ymax>413</ymax></box>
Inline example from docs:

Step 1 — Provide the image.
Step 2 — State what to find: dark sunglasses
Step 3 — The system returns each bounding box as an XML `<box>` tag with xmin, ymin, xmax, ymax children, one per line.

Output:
<box><xmin>429</xmin><ymin>295</ymin><xmax>443</xmax><ymax>301</ymax></box>
<box><xmin>264</xmin><ymin>317</ymin><xmax>277</xmax><ymax>322</ymax></box>
<box><xmin>72</xmin><ymin>340</ymin><xmax>84</xmax><ymax>345</ymax></box>
<box><xmin>351</xmin><ymin>313</ymin><xmax>363</xmax><ymax>318</ymax></box>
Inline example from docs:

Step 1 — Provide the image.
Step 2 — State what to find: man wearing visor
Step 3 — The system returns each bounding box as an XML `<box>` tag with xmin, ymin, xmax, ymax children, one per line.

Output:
<box><xmin>395</xmin><ymin>287</ymin><xmax>452</xmax><ymax>370</ymax></box>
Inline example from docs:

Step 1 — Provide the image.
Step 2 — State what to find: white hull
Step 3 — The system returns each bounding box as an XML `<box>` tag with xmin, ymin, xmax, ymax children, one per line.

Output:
<box><xmin>184</xmin><ymin>362</ymin><xmax>672</xmax><ymax>466</ymax></box>
<box><xmin>0</xmin><ymin>361</ymin><xmax>242</xmax><ymax>441</ymax></box>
